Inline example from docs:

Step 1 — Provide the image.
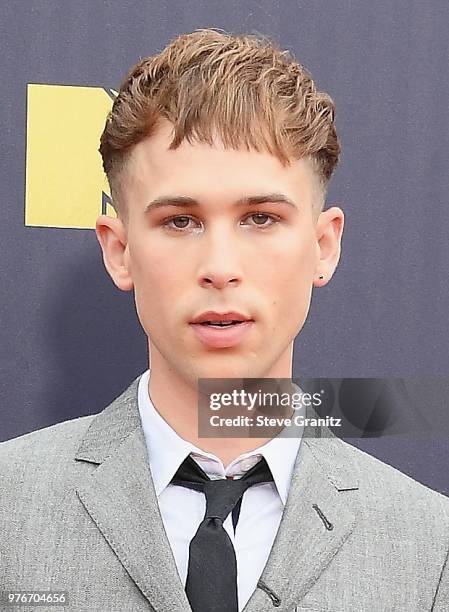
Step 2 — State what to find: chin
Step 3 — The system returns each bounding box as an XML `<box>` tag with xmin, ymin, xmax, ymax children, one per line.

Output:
<box><xmin>192</xmin><ymin>358</ymin><xmax>262</xmax><ymax>381</ymax></box>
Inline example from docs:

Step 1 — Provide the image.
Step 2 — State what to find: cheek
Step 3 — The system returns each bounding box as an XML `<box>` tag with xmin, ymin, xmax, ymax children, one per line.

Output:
<box><xmin>130</xmin><ymin>237</ymin><xmax>181</xmax><ymax>291</ymax></box>
<box><xmin>262</xmin><ymin>238</ymin><xmax>315</xmax><ymax>325</ymax></box>
<box><xmin>261</xmin><ymin>234</ymin><xmax>316</xmax><ymax>289</ymax></box>
<box><xmin>129</xmin><ymin>242</ymin><xmax>180</xmax><ymax>324</ymax></box>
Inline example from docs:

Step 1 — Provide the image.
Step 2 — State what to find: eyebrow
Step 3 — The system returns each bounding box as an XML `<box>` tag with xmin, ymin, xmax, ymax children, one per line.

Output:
<box><xmin>143</xmin><ymin>192</ymin><xmax>298</xmax><ymax>214</ymax></box>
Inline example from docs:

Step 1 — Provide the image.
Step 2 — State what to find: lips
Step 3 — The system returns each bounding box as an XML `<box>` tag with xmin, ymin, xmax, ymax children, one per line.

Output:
<box><xmin>190</xmin><ymin>319</ymin><xmax>254</xmax><ymax>348</ymax></box>
<box><xmin>189</xmin><ymin>310</ymin><xmax>254</xmax><ymax>348</ymax></box>
<box><xmin>190</xmin><ymin>311</ymin><xmax>253</xmax><ymax>325</ymax></box>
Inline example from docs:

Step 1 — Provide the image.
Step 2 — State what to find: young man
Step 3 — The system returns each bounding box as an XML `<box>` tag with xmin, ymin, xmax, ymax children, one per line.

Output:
<box><xmin>1</xmin><ymin>28</ymin><xmax>449</xmax><ymax>612</ymax></box>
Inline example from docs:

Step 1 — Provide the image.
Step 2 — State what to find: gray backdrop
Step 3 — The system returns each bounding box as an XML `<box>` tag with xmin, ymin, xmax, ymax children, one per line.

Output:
<box><xmin>1</xmin><ymin>1</ymin><xmax>449</xmax><ymax>493</ymax></box>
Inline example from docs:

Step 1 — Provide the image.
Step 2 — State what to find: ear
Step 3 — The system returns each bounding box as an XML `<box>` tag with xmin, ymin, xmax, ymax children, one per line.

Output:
<box><xmin>313</xmin><ymin>206</ymin><xmax>345</xmax><ymax>287</ymax></box>
<box><xmin>95</xmin><ymin>214</ymin><xmax>134</xmax><ymax>291</ymax></box>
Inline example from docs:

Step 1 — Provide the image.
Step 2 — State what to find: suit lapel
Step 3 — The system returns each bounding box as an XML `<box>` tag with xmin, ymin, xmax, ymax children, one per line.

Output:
<box><xmin>74</xmin><ymin>375</ymin><xmax>192</xmax><ymax>612</ymax></box>
<box><xmin>242</xmin><ymin>424</ymin><xmax>360</xmax><ymax>611</ymax></box>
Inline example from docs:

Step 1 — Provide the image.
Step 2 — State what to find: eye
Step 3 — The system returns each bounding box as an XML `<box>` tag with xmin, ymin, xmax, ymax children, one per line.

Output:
<box><xmin>161</xmin><ymin>215</ymin><xmax>198</xmax><ymax>232</ymax></box>
<box><xmin>242</xmin><ymin>212</ymin><xmax>280</xmax><ymax>228</ymax></box>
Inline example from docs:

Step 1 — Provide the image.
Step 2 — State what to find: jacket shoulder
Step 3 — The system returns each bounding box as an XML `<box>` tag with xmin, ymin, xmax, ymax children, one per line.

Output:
<box><xmin>336</xmin><ymin>437</ymin><xmax>449</xmax><ymax>515</ymax></box>
<box><xmin>0</xmin><ymin>415</ymin><xmax>96</xmax><ymax>480</ymax></box>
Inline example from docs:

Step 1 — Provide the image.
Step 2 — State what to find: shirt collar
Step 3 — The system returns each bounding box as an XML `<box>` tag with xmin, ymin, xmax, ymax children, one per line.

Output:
<box><xmin>137</xmin><ymin>369</ymin><xmax>302</xmax><ymax>505</ymax></box>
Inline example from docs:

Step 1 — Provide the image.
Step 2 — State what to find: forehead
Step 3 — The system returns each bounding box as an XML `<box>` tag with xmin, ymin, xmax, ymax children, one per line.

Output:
<box><xmin>126</xmin><ymin>121</ymin><xmax>317</xmax><ymax>204</ymax></box>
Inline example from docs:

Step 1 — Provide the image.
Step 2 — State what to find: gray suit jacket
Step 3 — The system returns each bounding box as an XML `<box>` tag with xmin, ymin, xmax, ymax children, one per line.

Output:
<box><xmin>1</xmin><ymin>374</ymin><xmax>449</xmax><ymax>611</ymax></box>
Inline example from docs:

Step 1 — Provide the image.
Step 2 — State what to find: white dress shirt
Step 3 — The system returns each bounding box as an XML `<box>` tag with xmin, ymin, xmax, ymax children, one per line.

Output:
<box><xmin>137</xmin><ymin>369</ymin><xmax>302</xmax><ymax>611</ymax></box>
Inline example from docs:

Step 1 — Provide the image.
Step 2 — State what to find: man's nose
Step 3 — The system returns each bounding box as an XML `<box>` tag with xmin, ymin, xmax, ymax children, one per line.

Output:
<box><xmin>196</xmin><ymin>226</ymin><xmax>243</xmax><ymax>289</ymax></box>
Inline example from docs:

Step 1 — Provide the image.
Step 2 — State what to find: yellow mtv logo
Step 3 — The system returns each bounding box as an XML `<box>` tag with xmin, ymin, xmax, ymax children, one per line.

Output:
<box><xmin>25</xmin><ymin>84</ymin><xmax>117</xmax><ymax>228</ymax></box>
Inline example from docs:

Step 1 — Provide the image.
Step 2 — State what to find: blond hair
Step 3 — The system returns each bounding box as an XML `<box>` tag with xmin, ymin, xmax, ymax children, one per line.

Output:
<box><xmin>99</xmin><ymin>28</ymin><xmax>340</xmax><ymax>222</ymax></box>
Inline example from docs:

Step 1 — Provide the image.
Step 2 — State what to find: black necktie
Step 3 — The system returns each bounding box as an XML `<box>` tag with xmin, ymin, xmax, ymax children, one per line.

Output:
<box><xmin>171</xmin><ymin>454</ymin><xmax>274</xmax><ymax>612</ymax></box>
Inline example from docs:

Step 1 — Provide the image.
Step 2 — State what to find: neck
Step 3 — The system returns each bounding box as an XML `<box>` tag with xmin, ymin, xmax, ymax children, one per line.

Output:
<box><xmin>146</xmin><ymin>344</ymin><xmax>294</xmax><ymax>467</ymax></box>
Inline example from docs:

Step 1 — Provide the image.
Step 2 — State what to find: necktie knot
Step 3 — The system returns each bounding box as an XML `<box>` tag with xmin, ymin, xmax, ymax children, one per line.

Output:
<box><xmin>171</xmin><ymin>454</ymin><xmax>274</xmax><ymax>524</ymax></box>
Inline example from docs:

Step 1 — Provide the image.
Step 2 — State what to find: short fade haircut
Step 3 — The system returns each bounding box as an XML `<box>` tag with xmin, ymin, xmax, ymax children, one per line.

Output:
<box><xmin>99</xmin><ymin>28</ymin><xmax>340</xmax><ymax>223</ymax></box>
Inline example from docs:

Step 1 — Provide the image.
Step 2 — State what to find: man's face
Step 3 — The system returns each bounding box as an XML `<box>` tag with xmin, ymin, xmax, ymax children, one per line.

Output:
<box><xmin>97</xmin><ymin>120</ymin><xmax>343</xmax><ymax>384</ymax></box>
